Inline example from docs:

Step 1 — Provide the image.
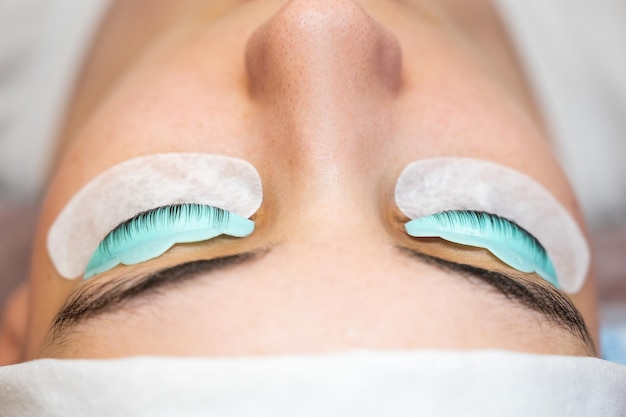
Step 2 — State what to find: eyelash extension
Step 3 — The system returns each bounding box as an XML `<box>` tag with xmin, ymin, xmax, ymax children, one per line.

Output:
<box><xmin>99</xmin><ymin>204</ymin><xmax>229</xmax><ymax>256</ymax></box>
<box><xmin>83</xmin><ymin>203</ymin><xmax>254</xmax><ymax>280</ymax></box>
<box><xmin>405</xmin><ymin>210</ymin><xmax>558</xmax><ymax>288</ymax></box>
<box><xmin>431</xmin><ymin>210</ymin><xmax>545</xmax><ymax>252</ymax></box>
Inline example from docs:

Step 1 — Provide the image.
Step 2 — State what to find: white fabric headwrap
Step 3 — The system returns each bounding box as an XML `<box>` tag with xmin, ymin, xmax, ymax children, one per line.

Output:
<box><xmin>1</xmin><ymin>350</ymin><xmax>625</xmax><ymax>417</ymax></box>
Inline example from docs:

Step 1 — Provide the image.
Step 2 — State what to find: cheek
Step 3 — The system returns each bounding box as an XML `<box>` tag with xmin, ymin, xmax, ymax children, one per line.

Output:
<box><xmin>65</xmin><ymin>81</ymin><xmax>248</xmax><ymax>170</ymax></box>
<box><xmin>392</xmin><ymin>50</ymin><xmax>576</xmax><ymax>212</ymax></box>
<box><xmin>53</xmin><ymin>28</ymin><xmax>254</xmax><ymax>203</ymax></box>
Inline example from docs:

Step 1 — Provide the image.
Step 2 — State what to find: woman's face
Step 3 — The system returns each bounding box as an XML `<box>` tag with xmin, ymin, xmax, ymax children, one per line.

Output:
<box><xmin>25</xmin><ymin>0</ymin><xmax>597</xmax><ymax>359</ymax></box>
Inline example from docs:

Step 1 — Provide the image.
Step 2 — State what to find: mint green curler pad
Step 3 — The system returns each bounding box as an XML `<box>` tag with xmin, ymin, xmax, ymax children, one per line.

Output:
<box><xmin>405</xmin><ymin>213</ymin><xmax>559</xmax><ymax>288</ymax></box>
<box><xmin>83</xmin><ymin>206</ymin><xmax>254</xmax><ymax>280</ymax></box>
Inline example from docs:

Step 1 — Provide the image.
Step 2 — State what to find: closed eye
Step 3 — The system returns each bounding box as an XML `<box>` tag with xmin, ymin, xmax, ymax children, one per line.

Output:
<box><xmin>83</xmin><ymin>203</ymin><xmax>255</xmax><ymax>279</ymax></box>
<box><xmin>405</xmin><ymin>210</ymin><xmax>558</xmax><ymax>288</ymax></box>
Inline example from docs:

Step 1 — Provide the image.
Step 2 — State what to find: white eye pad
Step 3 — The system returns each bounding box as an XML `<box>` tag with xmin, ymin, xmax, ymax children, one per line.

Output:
<box><xmin>47</xmin><ymin>153</ymin><xmax>263</xmax><ymax>280</ymax></box>
<box><xmin>395</xmin><ymin>157</ymin><xmax>590</xmax><ymax>294</ymax></box>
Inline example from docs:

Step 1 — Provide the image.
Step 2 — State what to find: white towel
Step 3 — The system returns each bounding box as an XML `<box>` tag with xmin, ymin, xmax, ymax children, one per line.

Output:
<box><xmin>0</xmin><ymin>350</ymin><xmax>625</xmax><ymax>417</ymax></box>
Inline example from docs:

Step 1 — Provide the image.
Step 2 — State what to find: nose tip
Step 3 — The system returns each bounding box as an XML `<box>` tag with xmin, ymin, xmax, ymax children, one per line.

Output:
<box><xmin>245</xmin><ymin>0</ymin><xmax>402</xmax><ymax>97</ymax></box>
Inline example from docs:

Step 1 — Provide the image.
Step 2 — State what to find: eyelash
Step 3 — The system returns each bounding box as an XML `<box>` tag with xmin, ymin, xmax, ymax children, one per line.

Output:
<box><xmin>405</xmin><ymin>210</ymin><xmax>558</xmax><ymax>287</ymax></box>
<box><xmin>99</xmin><ymin>204</ymin><xmax>230</xmax><ymax>256</ymax></box>
<box><xmin>428</xmin><ymin>210</ymin><xmax>544</xmax><ymax>251</ymax></box>
<box><xmin>84</xmin><ymin>203</ymin><xmax>254</xmax><ymax>280</ymax></box>
<box><xmin>85</xmin><ymin>204</ymin><xmax>555</xmax><ymax>287</ymax></box>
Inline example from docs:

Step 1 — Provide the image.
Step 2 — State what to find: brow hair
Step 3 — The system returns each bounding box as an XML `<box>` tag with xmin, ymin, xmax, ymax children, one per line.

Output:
<box><xmin>46</xmin><ymin>253</ymin><xmax>259</xmax><ymax>347</ymax></box>
<box><xmin>405</xmin><ymin>250</ymin><xmax>596</xmax><ymax>355</ymax></box>
<box><xmin>45</xmin><ymin>248</ymin><xmax>596</xmax><ymax>356</ymax></box>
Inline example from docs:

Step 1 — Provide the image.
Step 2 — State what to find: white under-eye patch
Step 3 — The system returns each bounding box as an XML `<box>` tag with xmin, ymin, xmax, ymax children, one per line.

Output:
<box><xmin>395</xmin><ymin>157</ymin><xmax>590</xmax><ymax>294</ymax></box>
<box><xmin>47</xmin><ymin>153</ymin><xmax>263</xmax><ymax>279</ymax></box>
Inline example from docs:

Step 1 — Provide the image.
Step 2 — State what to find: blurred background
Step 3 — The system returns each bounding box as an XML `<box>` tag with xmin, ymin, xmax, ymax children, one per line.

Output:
<box><xmin>0</xmin><ymin>0</ymin><xmax>625</xmax><ymax>358</ymax></box>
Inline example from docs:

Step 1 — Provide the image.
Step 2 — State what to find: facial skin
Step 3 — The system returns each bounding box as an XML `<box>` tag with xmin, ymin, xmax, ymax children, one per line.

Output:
<box><xmin>2</xmin><ymin>0</ymin><xmax>599</xmax><ymax>362</ymax></box>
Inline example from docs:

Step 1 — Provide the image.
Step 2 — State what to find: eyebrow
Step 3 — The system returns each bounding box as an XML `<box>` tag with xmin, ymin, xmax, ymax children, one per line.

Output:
<box><xmin>47</xmin><ymin>251</ymin><xmax>265</xmax><ymax>346</ymax></box>
<box><xmin>47</xmin><ymin>246</ymin><xmax>595</xmax><ymax>355</ymax></box>
<box><xmin>397</xmin><ymin>247</ymin><xmax>595</xmax><ymax>354</ymax></box>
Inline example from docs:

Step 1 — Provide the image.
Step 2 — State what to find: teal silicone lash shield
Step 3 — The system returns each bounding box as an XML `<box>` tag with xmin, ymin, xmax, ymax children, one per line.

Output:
<box><xmin>83</xmin><ymin>204</ymin><xmax>255</xmax><ymax>279</ymax></box>
<box><xmin>405</xmin><ymin>210</ymin><xmax>558</xmax><ymax>288</ymax></box>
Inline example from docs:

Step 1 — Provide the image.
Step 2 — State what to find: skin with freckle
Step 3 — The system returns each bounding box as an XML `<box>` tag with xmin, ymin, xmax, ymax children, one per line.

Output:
<box><xmin>0</xmin><ymin>0</ymin><xmax>598</xmax><ymax>364</ymax></box>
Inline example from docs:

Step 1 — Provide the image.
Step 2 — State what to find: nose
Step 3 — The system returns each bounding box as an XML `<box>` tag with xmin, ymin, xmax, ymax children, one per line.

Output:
<box><xmin>245</xmin><ymin>0</ymin><xmax>403</xmax><ymax>201</ymax></box>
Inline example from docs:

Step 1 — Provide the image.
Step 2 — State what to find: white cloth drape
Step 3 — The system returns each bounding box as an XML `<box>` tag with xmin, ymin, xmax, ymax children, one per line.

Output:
<box><xmin>1</xmin><ymin>350</ymin><xmax>625</xmax><ymax>417</ymax></box>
